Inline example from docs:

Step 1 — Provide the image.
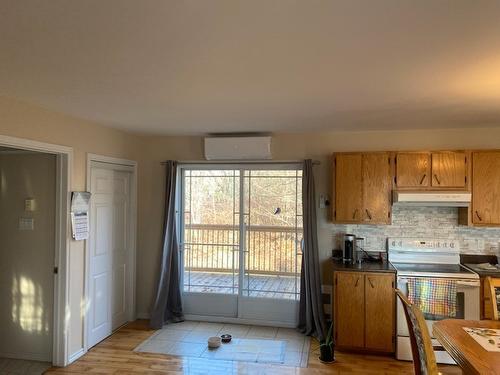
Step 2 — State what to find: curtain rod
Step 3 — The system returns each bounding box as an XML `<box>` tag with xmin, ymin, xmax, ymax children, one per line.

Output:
<box><xmin>160</xmin><ymin>160</ymin><xmax>321</xmax><ymax>165</ymax></box>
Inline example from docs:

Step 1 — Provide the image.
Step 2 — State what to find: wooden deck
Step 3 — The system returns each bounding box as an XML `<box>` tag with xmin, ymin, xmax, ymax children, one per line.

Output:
<box><xmin>183</xmin><ymin>271</ymin><xmax>300</xmax><ymax>299</ymax></box>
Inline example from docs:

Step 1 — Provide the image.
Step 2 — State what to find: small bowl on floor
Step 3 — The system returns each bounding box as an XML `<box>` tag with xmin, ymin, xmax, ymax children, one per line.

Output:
<box><xmin>220</xmin><ymin>334</ymin><xmax>232</xmax><ymax>343</ymax></box>
<box><xmin>208</xmin><ymin>336</ymin><xmax>221</xmax><ymax>349</ymax></box>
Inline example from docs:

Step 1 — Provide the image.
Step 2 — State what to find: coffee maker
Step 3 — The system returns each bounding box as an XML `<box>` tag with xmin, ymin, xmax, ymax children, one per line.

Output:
<box><xmin>343</xmin><ymin>234</ymin><xmax>356</xmax><ymax>264</ymax></box>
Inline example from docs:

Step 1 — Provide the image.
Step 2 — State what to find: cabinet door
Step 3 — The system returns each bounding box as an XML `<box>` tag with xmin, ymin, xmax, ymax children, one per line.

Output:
<box><xmin>395</xmin><ymin>152</ymin><xmax>430</xmax><ymax>188</ymax></box>
<box><xmin>431</xmin><ymin>152</ymin><xmax>467</xmax><ymax>188</ymax></box>
<box><xmin>472</xmin><ymin>152</ymin><xmax>500</xmax><ymax>224</ymax></box>
<box><xmin>362</xmin><ymin>153</ymin><xmax>391</xmax><ymax>224</ymax></box>
<box><xmin>334</xmin><ymin>272</ymin><xmax>365</xmax><ymax>348</ymax></box>
<box><xmin>334</xmin><ymin>154</ymin><xmax>362</xmax><ymax>222</ymax></box>
<box><xmin>365</xmin><ymin>273</ymin><xmax>395</xmax><ymax>352</ymax></box>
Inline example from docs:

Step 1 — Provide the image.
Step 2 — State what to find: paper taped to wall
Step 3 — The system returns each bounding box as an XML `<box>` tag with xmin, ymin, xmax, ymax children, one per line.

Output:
<box><xmin>71</xmin><ymin>191</ymin><xmax>91</xmax><ymax>240</ymax></box>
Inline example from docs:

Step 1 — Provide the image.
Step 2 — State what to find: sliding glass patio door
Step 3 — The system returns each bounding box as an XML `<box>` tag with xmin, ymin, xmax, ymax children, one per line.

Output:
<box><xmin>179</xmin><ymin>164</ymin><xmax>302</xmax><ymax>325</ymax></box>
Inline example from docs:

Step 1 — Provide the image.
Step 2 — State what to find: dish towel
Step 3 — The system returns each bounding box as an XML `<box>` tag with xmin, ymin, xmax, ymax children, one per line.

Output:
<box><xmin>407</xmin><ymin>278</ymin><xmax>457</xmax><ymax>318</ymax></box>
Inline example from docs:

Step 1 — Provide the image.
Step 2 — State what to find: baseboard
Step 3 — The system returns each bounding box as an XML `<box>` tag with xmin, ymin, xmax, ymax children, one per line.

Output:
<box><xmin>136</xmin><ymin>312</ymin><xmax>151</xmax><ymax>319</ymax></box>
<box><xmin>0</xmin><ymin>351</ymin><xmax>51</xmax><ymax>362</ymax></box>
<box><xmin>68</xmin><ymin>348</ymin><xmax>86</xmax><ymax>364</ymax></box>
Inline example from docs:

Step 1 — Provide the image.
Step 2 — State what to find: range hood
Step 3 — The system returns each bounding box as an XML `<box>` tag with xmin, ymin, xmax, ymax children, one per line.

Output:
<box><xmin>392</xmin><ymin>191</ymin><xmax>471</xmax><ymax>207</ymax></box>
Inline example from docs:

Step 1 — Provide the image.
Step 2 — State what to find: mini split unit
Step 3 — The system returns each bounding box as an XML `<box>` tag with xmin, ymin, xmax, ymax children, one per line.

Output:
<box><xmin>204</xmin><ymin>136</ymin><xmax>272</xmax><ymax>160</ymax></box>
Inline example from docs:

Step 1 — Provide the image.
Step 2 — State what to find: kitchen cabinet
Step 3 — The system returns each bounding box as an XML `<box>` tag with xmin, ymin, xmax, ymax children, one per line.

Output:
<box><xmin>334</xmin><ymin>271</ymin><xmax>395</xmax><ymax>353</ymax></box>
<box><xmin>333</xmin><ymin>152</ymin><xmax>391</xmax><ymax>224</ymax></box>
<box><xmin>472</xmin><ymin>151</ymin><xmax>500</xmax><ymax>225</ymax></box>
<box><xmin>395</xmin><ymin>151</ymin><xmax>467</xmax><ymax>190</ymax></box>
<box><xmin>364</xmin><ymin>273</ymin><xmax>395</xmax><ymax>352</ymax></box>
<box><xmin>431</xmin><ymin>152</ymin><xmax>467</xmax><ymax>188</ymax></box>
<box><xmin>334</xmin><ymin>272</ymin><xmax>365</xmax><ymax>348</ymax></box>
<box><xmin>334</xmin><ymin>154</ymin><xmax>362</xmax><ymax>223</ymax></box>
<box><xmin>395</xmin><ymin>152</ymin><xmax>430</xmax><ymax>188</ymax></box>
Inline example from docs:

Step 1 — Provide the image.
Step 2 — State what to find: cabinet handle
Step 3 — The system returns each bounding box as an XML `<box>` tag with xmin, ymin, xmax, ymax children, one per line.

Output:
<box><xmin>433</xmin><ymin>174</ymin><xmax>441</xmax><ymax>185</ymax></box>
<box><xmin>355</xmin><ymin>277</ymin><xmax>360</xmax><ymax>287</ymax></box>
<box><xmin>475</xmin><ymin>211</ymin><xmax>482</xmax><ymax>221</ymax></box>
<box><xmin>419</xmin><ymin>174</ymin><xmax>426</xmax><ymax>185</ymax></box>
<box><xmin>352</xmin><ymin>208</ymin><xmax>358</xmax><ymax>220</ymax></box>
<box><xmin>365</xmin><ymin>209</ymin><xmax>372</xmax><ymax>220</ymax></box>
<box><xmin>368</xmin><ymin>277</ymin><xmax>375</xmax><ymax>289</ymax></box>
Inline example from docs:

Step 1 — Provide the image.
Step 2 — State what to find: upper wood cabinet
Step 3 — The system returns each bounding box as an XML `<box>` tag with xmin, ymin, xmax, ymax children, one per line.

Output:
<box><xmin>334</xmin><ymin>154</ymin><xmax>362</xmax><ymax>223</ymax></box>
<box><xmin>395</xmin><ymin>152</ymin><xmax>430</xmax><ymax>188</ymax></box>
<box><xmin>395</xmin><ymin>151</ymin><xmax>467</xmax><ymax>190</ymax></box>
<box><xmin>472</xmin><ymin>151</ymin><xmax>500</xmax><ymax>225</ymax></box>
<box><xmin>334</xmin><ymin>271</ymin><xmax>395</xmax><ymax>353</ymax></box>
<box><xmin>333</xmin><ymin>152</ymin><xmax>391</xmax><ymax>224</ymax></box>
<box><xmin>431</xmin><ymin>152</ymin><xmax>467</xmax><ymax>188</ymax></box>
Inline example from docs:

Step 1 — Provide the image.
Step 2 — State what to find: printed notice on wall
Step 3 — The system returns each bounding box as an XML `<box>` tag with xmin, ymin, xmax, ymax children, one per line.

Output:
<box><xmin>71</xmin><ymin>191</ymin><xmax>91</xmax><ymax>240</ymax></box>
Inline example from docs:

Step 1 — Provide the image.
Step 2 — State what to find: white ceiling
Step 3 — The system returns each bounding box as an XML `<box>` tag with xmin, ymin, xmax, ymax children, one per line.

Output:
<box><xmin>1</xmin><ymin>0</ymin><xmax>500</xmax><ymax>135</ymax></box>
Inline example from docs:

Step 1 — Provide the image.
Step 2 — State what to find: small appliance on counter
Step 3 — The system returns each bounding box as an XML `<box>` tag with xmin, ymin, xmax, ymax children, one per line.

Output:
<box><xmin>343</xmin><ymin>234</ymin><xmax>356</xmax><ymax>264</ymax></box>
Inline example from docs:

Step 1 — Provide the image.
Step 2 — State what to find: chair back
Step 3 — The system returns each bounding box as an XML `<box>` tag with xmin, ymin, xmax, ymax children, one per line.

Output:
<box><xmin>485</xmin><ymin>277</ymin><xmax>500</xmax><ymax>320</ymax></box>
<box><xmin>395</xmin><ymin>289</ymin><xmax>439</xmax><ymax>375</ymax></box>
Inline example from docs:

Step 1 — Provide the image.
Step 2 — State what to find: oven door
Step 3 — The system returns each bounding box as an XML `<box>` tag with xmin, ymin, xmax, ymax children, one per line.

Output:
<box><xmin>396</xmin><ymin>276</ymin><xmax>480</xmax><ymax>363</ymax></box>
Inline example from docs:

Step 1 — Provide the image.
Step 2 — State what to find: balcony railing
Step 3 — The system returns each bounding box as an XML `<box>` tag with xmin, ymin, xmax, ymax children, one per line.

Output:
<box><xmin>183</xmin><ymin>224</ymin><xmax>303</xmax><ymax>276</ymax></box>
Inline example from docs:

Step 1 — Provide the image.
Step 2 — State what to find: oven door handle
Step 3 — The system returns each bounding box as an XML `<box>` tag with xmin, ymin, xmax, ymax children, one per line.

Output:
<box><xmin>456</xmin><ymin>280</ymin><xmax>480</xmax><ymax>287</ymax></box>
<box><xmin>398</xmin><ymin>278</ymin><xmax>479</xmax><ymax>287</ymax></box>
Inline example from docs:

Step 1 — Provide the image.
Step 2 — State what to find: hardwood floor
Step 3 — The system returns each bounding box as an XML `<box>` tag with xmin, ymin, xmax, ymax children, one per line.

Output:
<box><xmin>46</xmin><ymin>320</ymin><xmax>462</xmax><ymax>374</ymax></box>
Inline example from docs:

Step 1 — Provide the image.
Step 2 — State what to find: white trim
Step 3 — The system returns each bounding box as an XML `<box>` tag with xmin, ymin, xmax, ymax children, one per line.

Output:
<box><xmin>0</xmin><ymin>134</ymin><xmax>72</xmax><ymax>367</ymax></box>
<box><xmin>67</xmin><ymin>348</ymin><xmax>86</xmax><ymax>364</ymax></box>
<box><xmin>183</xmin><ymin>314</ymin><xmax>297</xmax><ymax>328</ymax></box>
<box><xmin>87</xmin><ymin>153</ymin><xmax>137</xmax><ymax>167</ymax></box>
<box><xmin>84</xmin><ymin>153</ymin><xmax>138</xmax><ymax>353</ymax></box>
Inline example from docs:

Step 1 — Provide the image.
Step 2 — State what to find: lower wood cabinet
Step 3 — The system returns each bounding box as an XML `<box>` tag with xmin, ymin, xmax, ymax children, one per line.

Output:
<box><xmin>333</xmin><ymin>271</ymin><xmax>395</xmax><ymax>353</ymax></box>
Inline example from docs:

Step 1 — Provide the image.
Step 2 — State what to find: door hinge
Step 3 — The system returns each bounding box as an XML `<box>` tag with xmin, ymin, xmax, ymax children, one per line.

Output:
<box><xmin>53</xmin><ymin>266</ymin><xmax>58</xmax><ymax>275</ymax></box>
<box><xmin>388</xmin><ymin>211</ymin><xmax>391</xmax><ymax>218</ymax></box>
<box><xmin>388</xmin><ymin>157</ymin><xmax>391</xmax><ymax>165</ymax></box>
<box><xmin>335</xmin><ymin>277</ymin><xmax>338</xmax><ymax>286</ymax></box>
<box><xmin>334</xmin><ymin>210</ymin><xmax>336</xmax><ymax>219</ymax></box>
<box><xmin>392</xmin><ymin>281</ymin><xmax>394</xmax><ymax>288</ymax></box>
<box><xmin>465</xmin><ymin>176</ymin><xmax>467</xmax><ymax>184</ymax></box>
<box><xmin>394</xmin><ymin>176</ymin><xmax>397</xmax><ymax>184</ymax></box>
<box><xmin>394</xmin><ymin>157</ymin><xmax>397</xmax><ymax>164</ymax></box>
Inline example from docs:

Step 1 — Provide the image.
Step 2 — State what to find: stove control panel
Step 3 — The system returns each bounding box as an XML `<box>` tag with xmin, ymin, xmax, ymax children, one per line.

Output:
<box><xmin>388</xmin><ymin>238</ymin><xmax>458</xmax><ymax>252</ymax></box>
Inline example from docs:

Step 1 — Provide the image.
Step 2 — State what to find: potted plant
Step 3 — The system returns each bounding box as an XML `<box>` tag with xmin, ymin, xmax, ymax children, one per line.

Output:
<box><xmin>319</xmin><ymin>322</ymin><xmax>335</xmax><ymax>363</ymax></box>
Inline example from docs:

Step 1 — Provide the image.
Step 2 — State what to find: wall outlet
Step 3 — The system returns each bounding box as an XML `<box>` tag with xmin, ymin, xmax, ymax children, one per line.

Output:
<box><xmin>19</xmin><ymin>217</ymin><xmax>34</xmax><ymax>231</ymax></box>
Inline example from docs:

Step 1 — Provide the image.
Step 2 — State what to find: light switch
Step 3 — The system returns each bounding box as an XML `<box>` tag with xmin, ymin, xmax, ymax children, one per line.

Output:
<box><xmin>19</xmin><ymin>217</ymin><xmax>34</xmax><ymax>231</ymax></box>
<box><xmin>25</xmin><ymin>198</ymin><xmax>36</xmax><ymax>212</ymax></box>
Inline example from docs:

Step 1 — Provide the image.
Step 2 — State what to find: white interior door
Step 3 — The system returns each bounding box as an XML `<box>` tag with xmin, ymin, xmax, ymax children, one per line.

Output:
<box><xmin>88</xmin><ymin>167</ymin><xmax>113</xmax><ymax>347</ymax></box>
<box><xmin>88</xmin><ymin>164</ymin><xmax>132</xmax><ymax>348</ymax></box>
<box><xmin>111</xmin><ymin>170</ymin><xmax>131</xmax><ymax>330</ymax></box>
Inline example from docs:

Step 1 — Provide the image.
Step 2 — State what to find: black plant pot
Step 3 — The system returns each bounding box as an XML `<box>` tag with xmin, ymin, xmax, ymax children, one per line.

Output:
<box><xmin>319</xmin><ymin>343</ymin><xmax>335</xmax><ymax>363</ymax></box>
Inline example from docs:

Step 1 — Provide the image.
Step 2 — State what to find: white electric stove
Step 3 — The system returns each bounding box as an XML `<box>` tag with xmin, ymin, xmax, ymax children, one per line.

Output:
<box><xmin>388</xmin><ymin>238</ymin><xmax>480</xmax><ymax>365</ymax></box>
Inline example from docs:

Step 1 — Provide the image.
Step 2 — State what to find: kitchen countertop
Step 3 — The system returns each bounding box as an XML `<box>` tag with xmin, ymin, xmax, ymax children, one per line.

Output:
<box><xmin>460</xmin><ymin>254</ymin><xmax>500</xmax><ymax>277</ymax></box>
<box><xmin>331</xmin><ymin>259</ymin><xmax>396</xmax><ymax>273</ymax></box>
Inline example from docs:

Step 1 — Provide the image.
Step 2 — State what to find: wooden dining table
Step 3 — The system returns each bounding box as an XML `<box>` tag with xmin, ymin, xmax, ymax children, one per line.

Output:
<box><xmin>433</xmin><ymin>319</ymin><xmax>500</xmax><ymax>375</ymax></box>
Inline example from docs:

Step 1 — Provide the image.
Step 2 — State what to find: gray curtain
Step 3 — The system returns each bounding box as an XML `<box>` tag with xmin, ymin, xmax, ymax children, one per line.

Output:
<box><xmin>150</xmin><ymin>160</ymin><xmax>184</xmax><ymax>329</ymax></box>
<box><xmin>298</xmin><ymin>159</ymin><xmax>327</xmax><ymax>341</ymax></box>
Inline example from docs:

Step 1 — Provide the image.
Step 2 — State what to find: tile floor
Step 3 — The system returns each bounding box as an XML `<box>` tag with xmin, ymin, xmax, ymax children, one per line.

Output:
<box><xmin>0</xmin><ymin>358</ymin><xmax>51</xmax><ymax>375</ymax></box>
<box><xmin>134</xmin><ymin>321</ymin><xmax>310</xmax><ymax>367</ymax></box>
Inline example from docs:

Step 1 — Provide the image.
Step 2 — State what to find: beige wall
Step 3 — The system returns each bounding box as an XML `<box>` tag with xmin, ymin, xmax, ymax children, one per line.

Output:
<box><xmin>3</xmin><ymin>95</ymin><xmax>500</xmax><ymax>356</ymax></box>
<box><xmin>135</xmin><ymin>127</ymin><xmax>500</xmax><ymax>315</ymax></box>
<box><xmin>0</xmin><ymin>152</ymin><xmax>56</xmax><ymax>361</ymax></box>
<box><xmin>0</xmin><ymin>96</ymin><xmax>143</xmax><ymax>358</ymax></box>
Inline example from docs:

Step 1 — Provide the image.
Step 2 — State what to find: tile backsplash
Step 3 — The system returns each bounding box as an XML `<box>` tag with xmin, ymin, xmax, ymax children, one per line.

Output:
<box><xmin>332</xmin><ymin>206</ymin><xmax>500</xmax><ymax>255</ymax></box>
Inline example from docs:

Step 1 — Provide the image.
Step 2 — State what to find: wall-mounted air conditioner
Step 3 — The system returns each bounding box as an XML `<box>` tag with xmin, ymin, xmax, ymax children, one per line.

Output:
<box><xmin>204</xmin><ymin>136</ymin><xmax>272</xmax><ymax>160</ymax></box>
